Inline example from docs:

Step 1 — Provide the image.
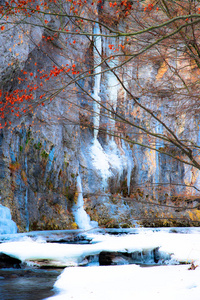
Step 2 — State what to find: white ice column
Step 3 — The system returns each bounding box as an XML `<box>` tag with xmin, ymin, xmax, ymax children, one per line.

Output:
<box><xmin>72</xmin><ymin>174</ymin><xmax>97</xmax><ymax>230</ymax></box>
<box><xmin>0</xmin><ymin>204</ymin><xmax>17</xmax><ymax>234</ymax></box>
<box><xmin>155</xmin><ymin>119</ymin><xmax>164</xmax><ymax>184</ymax></box>
<box><xmin>92</xmin><ymin>22</ymin><xmax>102</xmax><ymax>139</ymax></box>
<box><xmin>106</xmin><ymin>62</ymin><xmax>119</xmax><ymax>140</ymax></box>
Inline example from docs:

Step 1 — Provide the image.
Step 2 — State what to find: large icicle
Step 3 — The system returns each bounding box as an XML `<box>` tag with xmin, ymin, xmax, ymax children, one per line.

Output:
<box><xmin>155</xmin><ymin>117</ymin><xmax>164</xmax><ymax>184</ymax></box>
<box><xmin>25</xmin><ymin>155</ymin><xmax>29</xmax><ymax>231</ymax></box>
<box><xmin>73</xmin><ymin>174</ymin><xmax>97</xmax><ymax>230</ymax></box>
<box><xmin>92</xmin><ymin>21</ymin><xmax>102</xmax><ymax>139</ymax></box>
<box><xmin>107</xmin><ymin>63</ymin><xmax>119</xmax><ymax>139</ymax></box>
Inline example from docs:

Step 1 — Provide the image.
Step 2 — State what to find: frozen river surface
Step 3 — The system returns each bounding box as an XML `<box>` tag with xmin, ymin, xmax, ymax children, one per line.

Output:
<box><xmin>0</xmin><ymin>228</ymin><xmax>200</xmax><ymax>300</ymax></box>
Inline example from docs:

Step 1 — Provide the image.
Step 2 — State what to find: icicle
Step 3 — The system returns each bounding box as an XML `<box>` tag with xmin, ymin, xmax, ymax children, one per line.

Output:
<box><xmin>155</xmin><ymin>117</ymin><xmax>163</xmax><ymax>184</ymax></box>
<box><xmin>92</xmin><ymin>21</ymin><xmax>102</xmax><ymax>139</ymax></box>
<box><xmin>73</xmin><ymin>174</ymin><xmax>98</xmax><ymax>230</ymax></box>
<box><xmin>107</xmin><ymin>69</ymin><xmax>118</xmax><ymax>140</ymax></box>
<box><xmin>121</xmin><ymin>141</ymin><xmax>133</xmax><ymax>196</ymax></box>
<box><xmin>25</xmin><ymin>155</ymin><xmax>29</xmax><ymax>231</ymax></box>
<box><xmin>0</xmin><ymin>204</ymin><xmax>17</xmax><ymax>234</ymax></box>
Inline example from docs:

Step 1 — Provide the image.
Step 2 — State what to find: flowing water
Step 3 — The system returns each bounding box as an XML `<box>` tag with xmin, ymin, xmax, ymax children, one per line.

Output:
<box><xmin>1</xmin><ymin>228</ymin><xmax>200</xmax><ymax>299</ymax></box>
<box><xmin>0</xmin><ymin>269</ymin><xmax>61</xmax><ymax>300</ymax></box>
<box><xmin>1</xmin><ymin>203</ymin><xmax>200</xmax><ymax>300</ymax></box>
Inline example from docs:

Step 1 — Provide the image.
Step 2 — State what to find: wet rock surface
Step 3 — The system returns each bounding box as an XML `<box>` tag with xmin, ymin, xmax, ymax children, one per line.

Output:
<box><xmin>99</xmin><ymin>247</ymin><xmax>162</xmax><ymax>266</ymax></box>
<box><xmin>0</xmin><ymin>253</ymin><xmax>21</xmax><ymax>269</ymax></box>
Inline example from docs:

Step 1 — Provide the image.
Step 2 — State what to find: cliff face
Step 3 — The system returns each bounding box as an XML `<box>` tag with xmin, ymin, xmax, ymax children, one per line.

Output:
<box><xmin>0</xmin><ymin>2</ymin><xmax>200</xmax><ymax>231</ymax></box>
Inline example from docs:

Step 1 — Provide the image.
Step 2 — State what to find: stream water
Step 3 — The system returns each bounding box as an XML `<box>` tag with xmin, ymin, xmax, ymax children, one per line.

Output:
<box><xmin>0</xmin><ymin>270</ymin><xmax>60</xmax><ymax>300</ymax></box>
<box><xmin>1</xmin><ymin>202</ymin><xmax>200</xmax><ymax>300</ymax></box>
<box><xmin>0</xmin><ymin>228</ymin><xmax>200</xmax><ymax>300</ymax></box>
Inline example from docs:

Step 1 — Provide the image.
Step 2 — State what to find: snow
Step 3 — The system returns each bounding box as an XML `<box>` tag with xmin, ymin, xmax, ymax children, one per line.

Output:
<box><xmin>0</xmin><ymin>230</ymin><xmax>200</xmax><ymax>266</ymax></box>
<box><xmin>45</xmin><ymin>230</ymin><xmax>200</xmax><ymax>300</ymax></box>
<box><xmin>105</xmin><ymin>140</ymin><xmax>124</xmax><ymax>172</ymax></box>
<box><xmin>90</xmin><ymin>138</ymin><xmax>133</xmax><ymax>192</ymax></box>
<box><xmin>1</xmin><ymin>229</ymin><xmax>200</xmax><ymax>299</ymax></box>
<box><xmin>90</xmin><ymin>138</ymin><xmax>111</xmax><ymax>184</ymax></box>
<box><xmin>46</xmin><ymin>264</ymin><xmax>200</xmax><ymax>300</ymax></box>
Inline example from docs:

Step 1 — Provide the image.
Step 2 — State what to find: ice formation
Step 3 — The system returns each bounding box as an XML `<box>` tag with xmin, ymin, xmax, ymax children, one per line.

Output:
<box><xmin>1</xmin><ymin>229</ymin><xmax>200</xmax><ymax>267</ymax></box>
<box><xmin>90</xmin><ymin>138</ymin><xmax>111</xmax><ymax>187</ymax></box>
<box><xmin>72</xmin><ymin>174</ymin><xmax>97</xmax><ymax>230</ymax></box>
<box><xmin>0</xmin><ymin>204</ymin><xmax>17</xmax><ymax>234</ymax></box>
<box><xmin>106</xmin><ymin>62</ymin><xmax>119</xmax><ymax>139</ymax></box>
<box><xmin>0</xmin><ymin>229</ymin><xmax>200</xmax><ymax>299</ymax></box>
<box><xmin>90</xmin><ymin>138</ymin><xmax>133</xmax><ymax>192</ymax></box>
<box><xmin>92</xmin><ymin>21</ymin><xmax>102</xmax><ymax>139</ymax></box>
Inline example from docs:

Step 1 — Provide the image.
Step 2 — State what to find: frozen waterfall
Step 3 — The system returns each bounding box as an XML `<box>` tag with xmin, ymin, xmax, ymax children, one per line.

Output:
<box><xmin>106</xmin><ymin>64</ymin><xmax>119</xmax><ymax>140</ymax></box>
<box><xmin>72</xmin><ymin>174</ymin><xmax>97</xmax><ymax>230</ymax></box>
<box><xmin>92</xmin><ymin>21</ymin><xmax>102</xmax><ymax>139</ymax></box>
<box><xmin>0</xmin><ymin>204</ymin><xmax>17</xmax><ymax>234</ymax></box>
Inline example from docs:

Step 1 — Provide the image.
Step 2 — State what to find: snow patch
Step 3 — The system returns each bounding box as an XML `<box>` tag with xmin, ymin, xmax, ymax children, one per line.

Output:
<box><xmin>90</xmin><ymin>138</ymin><xmax>111</xmax><ymax>185</ymax></box>
<box><xmin>47</xmin><ymin>264</ymin><xmax>200</xmax><ymax>300</ymax></box>
<box><xmin>90</xmin><ymin>138</ymin><xmax>133</xmax><ymax>193</ymax></box>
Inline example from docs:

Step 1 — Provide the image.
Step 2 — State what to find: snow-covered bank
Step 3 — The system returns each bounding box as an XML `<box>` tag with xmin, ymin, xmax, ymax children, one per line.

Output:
<box><xmin>46</xmin><ymin>264</ymin><xmax>200</xmax><ymax>300</ymax></box>
<box><xmin>0</xmin><ymin>230</ymin><xmax>200</xmax><ymax>266</ymax></box>
<box><xmin>45</xmin><ymin>229</ymin><xmax>200</xmax><ymax>300</ymax></box>
<box><xmin>1</xmin><ymin>229</ymin><xmax>200</xmax><ymax>299</ymax></box>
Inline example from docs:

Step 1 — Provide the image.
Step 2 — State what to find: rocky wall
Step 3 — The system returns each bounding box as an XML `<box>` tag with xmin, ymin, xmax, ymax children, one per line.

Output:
<box><xmin>0</xmin><ymin>1</ymin><xmax>200</xmax><ymax>231</ymax></box>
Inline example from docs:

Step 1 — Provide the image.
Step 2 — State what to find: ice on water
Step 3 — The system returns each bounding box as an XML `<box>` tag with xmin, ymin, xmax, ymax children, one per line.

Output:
<box><xmin>45</xmin><ymin>229</ymin><xmax>200</xmax><ymax>300</ymax></box>
<box><xmin>0</xmin><ymin>229</ymin><xmax>200</xmax><ymax>299</ymax></box>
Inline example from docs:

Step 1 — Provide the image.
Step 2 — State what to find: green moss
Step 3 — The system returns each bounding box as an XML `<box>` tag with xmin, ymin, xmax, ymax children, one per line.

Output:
<box><xmin>121</xmin><ymin>223</ymin><xmax>131</xmax><ymax>228</ymax></box>
<box><xmin>26</xmin><ymin>129</ymin><xmax>32</xmax><ymax>144</ymax></box>
<box><xmin>110</xmin><ymin>196</ymin><xmax>118</xmax><ymax>205</ymax></box>
<box><xmin>41</xmin><ymin>150</ymin><xmax>49</xmax><ymax>159</ymax></box>
<box><xmin>74</xmin><ymin>191</ymin><xmax>78</xmax><ymax>204</ymax></box>
<box><xmin>99</xmin><ymin>218</ymin><xmax>120</xmax><ymax>228</ymax></box>
<box><xmin>46</xmin><ymin>177</ymin><xmax>54</xmax><ymax>190</ymax></box>
<box><xmin>19</xmin><ymin>145</ymin><xmax>23</xmax><ymax>152</ymax></box>
<box><xmin>136</xmin><ymin>188</ymin><xmax>144</xmax><ymax>198</ymax></box>
<box><xmin>34</xmin><ymin>142</ymin><xmax>42</xmax><ymax>150</ymax></box>
<box><xmin>65</xmin><ymin>186</ymin><xmax>75</xmax><ymax>202</ymax></box>
<box><xmin>119</xmin><ymin>179</ymin><xmax>128</xmax><ymax>197</ymax></box>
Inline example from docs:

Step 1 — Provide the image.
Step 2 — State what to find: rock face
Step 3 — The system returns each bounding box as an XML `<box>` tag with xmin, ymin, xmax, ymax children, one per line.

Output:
<box><xmin>0</xmin><ymin>1</ymin><xmax>200</xmax><ymax>231</ymax></box>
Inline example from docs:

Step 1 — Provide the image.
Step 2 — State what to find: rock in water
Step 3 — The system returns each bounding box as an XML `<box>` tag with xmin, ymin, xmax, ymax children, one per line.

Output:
<box><xmin>0</xmin><ymin>253</ymin><xmax>21</xmax><ymax>269</ymax></box>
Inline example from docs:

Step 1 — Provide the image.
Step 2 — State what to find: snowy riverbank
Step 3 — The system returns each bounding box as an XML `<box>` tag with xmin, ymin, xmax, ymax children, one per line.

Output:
<box><xmin>0</xmin><ymin>228</ymin><xmax>200</xmax><ymax>299</ymax></box>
